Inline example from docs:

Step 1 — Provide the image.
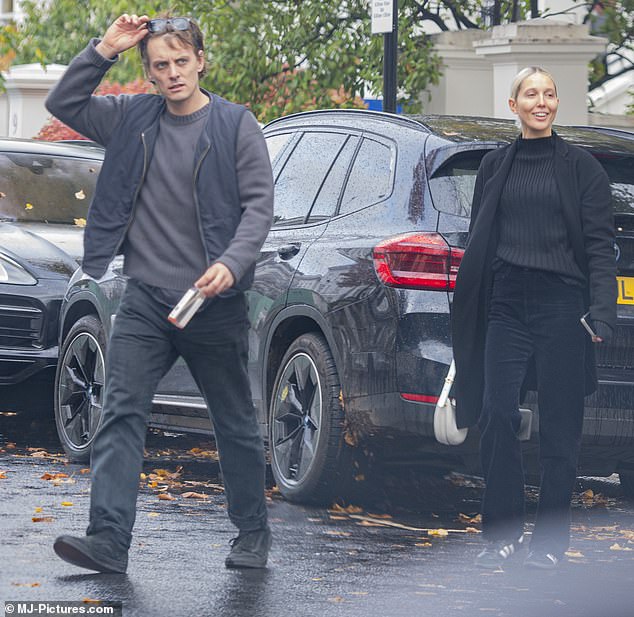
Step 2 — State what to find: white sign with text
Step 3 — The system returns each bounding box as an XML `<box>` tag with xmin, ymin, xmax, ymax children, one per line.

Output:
<box><xmin>371</xmin><ymin>0</ymin><xmax>393</xmax><ymax>34</ymax></box>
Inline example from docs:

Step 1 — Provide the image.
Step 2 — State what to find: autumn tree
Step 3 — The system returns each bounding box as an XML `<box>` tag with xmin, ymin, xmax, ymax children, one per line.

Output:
<box><xmin>1</xmin><ymin>0</ymin><xmax>632</xmax><ymax>122</ymax></box>
<box><xmin>36</xmin><ymin>80</ymin><xmax>153</xmax><ymax>141</ymax></box>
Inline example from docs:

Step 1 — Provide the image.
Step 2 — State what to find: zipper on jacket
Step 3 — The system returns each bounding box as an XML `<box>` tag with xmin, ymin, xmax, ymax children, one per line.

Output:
<box><xmin>110</xmin><ymin>131</ymin><xmax>151</xmax><ymax>261</ymax></box>
<box><xmin>193</xmin><ymin>142</ymin><xmax>212</xmax><ymax>265</ymax></box>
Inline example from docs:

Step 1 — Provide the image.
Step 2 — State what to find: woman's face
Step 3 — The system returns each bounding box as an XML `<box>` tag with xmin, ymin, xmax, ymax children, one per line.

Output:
<box><xmin>509</xmin><ymin>73</ymin><xmax>559</xmax><ymax>139</ymax></box>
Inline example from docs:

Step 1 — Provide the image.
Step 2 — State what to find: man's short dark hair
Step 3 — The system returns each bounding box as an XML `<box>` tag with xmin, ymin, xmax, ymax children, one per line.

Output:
<box><xmin>138</xmin><ymin>13</ymin><xmax>207</xmax><ymax>79</ymax></box>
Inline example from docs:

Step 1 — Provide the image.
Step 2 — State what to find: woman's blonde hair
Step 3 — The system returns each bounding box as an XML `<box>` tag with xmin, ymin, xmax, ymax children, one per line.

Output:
<box><xmin>510</xmin><ymin>66</ymin><xmax>557</xmax><ymax>99</ymax></box>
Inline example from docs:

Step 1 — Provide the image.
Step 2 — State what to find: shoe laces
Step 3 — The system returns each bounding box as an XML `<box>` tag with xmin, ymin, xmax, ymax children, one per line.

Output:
<box><xmin>228</xmin><ymin>529</ymin><xmax>259</xmax><ymax>549</ymax></box>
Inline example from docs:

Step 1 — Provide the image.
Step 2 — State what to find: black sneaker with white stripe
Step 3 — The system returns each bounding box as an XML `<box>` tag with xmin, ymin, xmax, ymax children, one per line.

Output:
<box><xmin>474</xmin><ymin>534</ymin><xmax>525</xmax><ymax>570</ymax></box>
<box><xmin>524</xmin><ymin>550</ymin><xmax>561</xmax><ymax>570</ymax></box>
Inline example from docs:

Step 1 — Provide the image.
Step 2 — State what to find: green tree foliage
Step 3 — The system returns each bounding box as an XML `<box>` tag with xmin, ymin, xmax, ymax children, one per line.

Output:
<box><xmin>0</xmin><ymin>0</ymin><xmax>165</xmax><ymax>83</ymax></box>
<box><xmin>1</xmin><ymin>1</ymin><xmax>631</xmax><ymax>122</ymax></box>
<box><xmin>578</xmin><ymin>0</ymin><xmax>634</xmax><ymax>91</ymax></box>
<box><xmin>188</xmin><ymin>0</ymin><xmax>443</xmax><ymax>121</ymax></box>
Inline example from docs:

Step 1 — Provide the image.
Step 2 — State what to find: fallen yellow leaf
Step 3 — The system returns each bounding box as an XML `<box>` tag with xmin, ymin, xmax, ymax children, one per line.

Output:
<box><xmin>41</xmin><ymin>472</ymin><xmax>69</xmax><ymax>480</ymax></box>
<box><xmin>34</xmin><ymin>507</ymin><xmax>42</xmax><ymax>513</ymax></box>
<box><xmin>329</xmin><ymin>503</ymin><xmax>363</xmax><ymax>514</ymax></box>
<box><xmin>158</xmin><ymin>493</ymin><xmax>176</xmax><ymax>501</ymax></box>
<box><xmin>25</xmin><ymin>202</ymin><xmax>33</xmax><ymax>210</ymax></box>
<box><xmin>74</xmin><ymin>218</ymin><xmax>87</xmax><ymax>227</ymax></box>
<box><xmin>80</xmin><ymin>468</ymin><xmax>90</xmax><ymax>474</ymax></box>
<box><xmin>181</xmin><ymin>491</ymin><xmax>209</xmax><ymax>499</ymax></box>
<box><xmin>428</xmin><ymin>529</ymin><xmax>449</xmax><ymax>537</ymax></box>
<box><xmin>0</xmin><ymin>471</ymin><xmax>7</xmax><ymax>479</ymax></box>
<box><xmin>415</xmin><ymin>542</ymin><xmax>432</xmax><ymax>547</ymax></box>
<box><xmin>148</xmin><ymin>512</ymin><xmax>160</xmax><ymax>518</ymax></box>
<box><xmin>32</xmin><ymin>517</ymin><xmax>54</xmax><ymax>523</ymax></box>
<box><xmin>565</xmin><ymin>550</ymin><xmax>584</xmax><ymax>558</ymax></box>
<box><xmin>61</xmin><ymin>501</ymin><xmax>74</xmax><ymax>507</ymax></box>
<box><xmin>458</xmin><ymin>513</ymin><xmax>482</xmax><ymax>524</ymax></box>
<box><xmin>357</xmin><ymin>520</ymin><xmax>385</xmax><ymax>527</ymax></box>
<box><xmin>610</xmin><ymin>543</ymin><xmax>633</xmax><ymax>551</ymax></box>
<box><xmin>82</xmin><ymin>598</ymin><xmax>102</xmax><ymax>604</ymax></box>
<box><xmin>11</xmin><ymin>582</ymin><xmax>41</xmax><ymax>587</ymax></box>
<box><xmin>74</xmin><ymin>190</ymin><xmax>86</xmax><ymax>200</ymax></box>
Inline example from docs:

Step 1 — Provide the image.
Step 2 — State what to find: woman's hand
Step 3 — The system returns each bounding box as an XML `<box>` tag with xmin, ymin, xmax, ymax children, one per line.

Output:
<box><xmin>592</xmin><ymin>320</ymin><xmax>613</xmax><ymax>344</ymax></box>
<box><xmin>96</xmin><ymin>14</ymin><xmax>150</xmax><ymax>60</ymax></box>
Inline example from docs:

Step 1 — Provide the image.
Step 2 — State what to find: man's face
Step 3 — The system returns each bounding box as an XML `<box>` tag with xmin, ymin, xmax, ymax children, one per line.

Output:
<box><xmin>145</xmin><ymin>36</ymin><xmax>205</xmax><ymax>115</ymax></box>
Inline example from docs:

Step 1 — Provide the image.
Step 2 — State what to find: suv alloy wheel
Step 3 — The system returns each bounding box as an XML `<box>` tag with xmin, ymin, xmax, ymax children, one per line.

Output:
<box><xmin>269</xmin><ymin>332</ymin><xmax>352</xmax><ymax>504</ymax></box>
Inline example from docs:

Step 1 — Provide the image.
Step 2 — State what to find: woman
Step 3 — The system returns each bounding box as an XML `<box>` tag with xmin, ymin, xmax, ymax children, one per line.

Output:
<box><xmin>452</xmin><ymin>67</ymin><xmax>616</xmax><ymax>570</ymax></box>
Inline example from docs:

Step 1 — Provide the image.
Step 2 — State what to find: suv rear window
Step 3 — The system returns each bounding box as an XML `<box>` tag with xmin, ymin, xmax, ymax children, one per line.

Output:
<box><xmin>0</xmin><ymin>153</ymin><xmax>100</xmax><ymax>224</ymax></box>
<box><xmin>428</xmin><ymin>151</ymin><xmax>485</xmax><ymax>218</ymax></box>
<box><xmin>595</xmin><ymin>154</ymin><xmax>634</xmax><ymax>215</ymax></box>
<box><xmin>429</xmin><ymin>150</ymin><xmax>634</xmax><ymax>219</ymax></box>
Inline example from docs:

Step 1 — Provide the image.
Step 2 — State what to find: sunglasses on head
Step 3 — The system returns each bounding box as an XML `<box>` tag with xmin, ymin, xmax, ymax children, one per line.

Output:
<box><xmin>147</xmin><ymin>17</ymin><xmax>191</xmax><ymax>33</ymax></box>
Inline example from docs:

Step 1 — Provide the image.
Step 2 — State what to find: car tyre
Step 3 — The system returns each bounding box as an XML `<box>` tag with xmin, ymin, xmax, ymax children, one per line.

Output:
<box><xmin>619</xmin><ymin>472</ymin><xmax>634</xmax><ymax>499</ymax></box>
<box><xmin>54</xmin><ymin>315</ymin><xmax>106</xmax><ymax>462</ymax></box>
<box><xmin>269</xmin><ymin>332</ymin><xmax>352</xmax><ymax>504</ymax></box>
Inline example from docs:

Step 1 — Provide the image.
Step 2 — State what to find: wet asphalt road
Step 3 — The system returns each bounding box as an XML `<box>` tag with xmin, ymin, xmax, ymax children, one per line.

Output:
<box><xmin>1</xmin><ymin>413</ymin><xmax>634</xmax><ymax>617</ymax></box>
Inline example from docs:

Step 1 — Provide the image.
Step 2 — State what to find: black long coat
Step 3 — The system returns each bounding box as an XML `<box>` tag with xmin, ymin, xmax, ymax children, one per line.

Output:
<box><xmin>451</xmin><ymin>132</ymin><xmax>617</xmax><ymax>429</ymax></box>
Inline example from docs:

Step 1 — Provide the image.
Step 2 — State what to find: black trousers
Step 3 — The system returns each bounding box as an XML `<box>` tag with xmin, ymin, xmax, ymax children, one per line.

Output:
<box><xmin>480</xmin><ymin>264</ymin><xmax>586</xmax><ymax>555</ymax></box>
<box><xmin>87</xmin><ymin>280</ymin><xmax>268</xmax><ymax>548</ymax></box>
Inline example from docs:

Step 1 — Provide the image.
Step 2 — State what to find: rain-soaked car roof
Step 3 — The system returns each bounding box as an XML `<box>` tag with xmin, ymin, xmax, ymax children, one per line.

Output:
<box><xmin>411</xmin><ymin>114</ymin><xmax>634</xmax><ymax>153</ymax></box>
<box><xmin>266</xmin><ymin>109</ymin><xmax>634</xmax><ymax>154</ymax></box>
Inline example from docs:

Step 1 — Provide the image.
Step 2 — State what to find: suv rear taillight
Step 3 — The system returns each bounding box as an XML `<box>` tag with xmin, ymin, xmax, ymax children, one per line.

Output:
<box><xmin>373</xmin><ymin>233</ymin><xmax>464</xmax><ymax>291</ymax></box>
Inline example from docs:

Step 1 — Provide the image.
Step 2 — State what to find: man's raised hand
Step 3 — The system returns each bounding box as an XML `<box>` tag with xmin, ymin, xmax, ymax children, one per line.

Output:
<box><xmin>96</xmin><ymin>14</ymin><xmax>150</xmax><ymax>60</ymax></box>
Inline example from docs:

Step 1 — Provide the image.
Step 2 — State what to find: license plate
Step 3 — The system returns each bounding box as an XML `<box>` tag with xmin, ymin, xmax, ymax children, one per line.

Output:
<box><xmin>617</xmin><ymin>277</ymin><xmax>634</xmax><ymax>305</ymax></box>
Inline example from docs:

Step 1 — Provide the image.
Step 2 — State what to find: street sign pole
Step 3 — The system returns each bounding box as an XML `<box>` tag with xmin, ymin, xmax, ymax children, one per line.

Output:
<box><xmin>371</xmin><ymin>0</ymin><xmax>398</xmax><ymax>113</ymax></box>
<box><xmin>383</xmin><ymin>0</ymin><xmax>398</xmax><ymax>113</ymax></box>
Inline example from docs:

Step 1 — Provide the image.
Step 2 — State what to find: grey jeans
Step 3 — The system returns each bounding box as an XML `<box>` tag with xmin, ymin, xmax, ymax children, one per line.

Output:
<box><xmin>86</xmin><ymin>279</ymin><xmax>268</xmax><ymax>548</ymax></box>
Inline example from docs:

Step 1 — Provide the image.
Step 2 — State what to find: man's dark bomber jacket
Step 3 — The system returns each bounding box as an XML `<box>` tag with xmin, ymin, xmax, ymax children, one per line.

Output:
<box><xmin>45</xmin><ymin>40</ymin><xmax>274</xmax><ymax>293</ymax></box>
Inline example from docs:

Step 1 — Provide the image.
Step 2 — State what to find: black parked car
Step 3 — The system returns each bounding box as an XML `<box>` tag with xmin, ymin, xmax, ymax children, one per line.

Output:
<box><xmin>0</xmin><ymin>139</ymin><xmax>103</xmax><ymax>412</ymax></box>
<box><xmin>54</xmin><ymin>111</ymin><xmax>634</xmax><ymax>503</ymax></box>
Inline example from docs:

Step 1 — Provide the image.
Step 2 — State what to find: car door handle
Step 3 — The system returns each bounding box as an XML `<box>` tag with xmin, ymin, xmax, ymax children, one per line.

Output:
<box><xmin>277</xmin><ymin>243</ymin><xmax>301</xmax><ymax>259</ymax></box>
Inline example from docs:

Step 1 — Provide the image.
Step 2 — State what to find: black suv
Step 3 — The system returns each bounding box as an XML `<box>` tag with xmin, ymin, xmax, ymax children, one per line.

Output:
<box><xmin>54</xmin><ymin>111</ymin><xmax>634</xmax><ymax>503</ymax></box>
<box><xmin>0</xmin><ymin>139</ymin><xmax>103</xmax><ymax>411</ymax></box>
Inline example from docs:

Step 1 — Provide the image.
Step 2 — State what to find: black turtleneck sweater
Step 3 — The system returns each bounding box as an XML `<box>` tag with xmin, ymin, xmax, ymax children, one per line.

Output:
<box><xmin>496</xmin><ymin>135</ymin><xmax>584</xmax><ymax>283</ymax></box>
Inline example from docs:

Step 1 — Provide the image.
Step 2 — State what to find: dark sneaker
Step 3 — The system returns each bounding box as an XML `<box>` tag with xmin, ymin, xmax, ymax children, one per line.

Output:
<box><xmin>225</xmin><ymin>527</ymin><xmax>272</xmax><ymax>569</ymax></box>
<box><xmin>53</xmin><ymin>534</ymin><xmax>128</xmax><ymax>574</ymax></box>
<box><xmin>524</xmin><ymin>550</ymin><xmax>561</xmax><ymax>570</ymax></box>
<box><xmin>474</xmin><ymin>535</ymin><xmax>525</xmax><ymax>570</ymax></box>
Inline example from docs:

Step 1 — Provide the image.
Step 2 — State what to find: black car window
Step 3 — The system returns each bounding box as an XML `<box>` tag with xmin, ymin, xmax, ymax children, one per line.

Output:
<box><xmin>594</xmin><ymin>154</ymin><xmax>634</xmax><ymax>215</ymax></box>
<box><xmin>265</xmin><ymin>133</ymin><xmax>293</xmax><ymax>168</ymax></box>
<box><xmin>0</xmin><ymin>153</ymin><xmax>101</xmax><ymax>224</ymax></box>
<box><xmin>273</xmin><ymin>131</ymin><xmax>348</xmax><ymax>227</ymax></box>
<box><xmin>307</xmin><ymin>135</ymin><xmax>359</xmax><ymax>223</ymax></box>
<box><xmin>428</xmin><ymin>151</ymin><xmax>486</xmax><ymax>218</ymax></box>
<box><xmin>338</xmin><ymin>137</ymin><xmax>393</xmax><ymax>215</ymax></box>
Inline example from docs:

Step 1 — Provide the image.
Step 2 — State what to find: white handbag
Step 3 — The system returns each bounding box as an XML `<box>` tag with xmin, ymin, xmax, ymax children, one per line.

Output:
<box><xmin>433</xmin><ymin>360</ymin><xmax>468</xmax><ymax>446</ymax></box>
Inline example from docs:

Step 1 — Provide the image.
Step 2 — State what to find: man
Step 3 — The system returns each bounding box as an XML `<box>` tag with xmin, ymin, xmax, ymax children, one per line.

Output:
<box><xmin>46</xmin><ymin>13</ymin><xmax>274</xmax><ymax>573</ymax></box>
